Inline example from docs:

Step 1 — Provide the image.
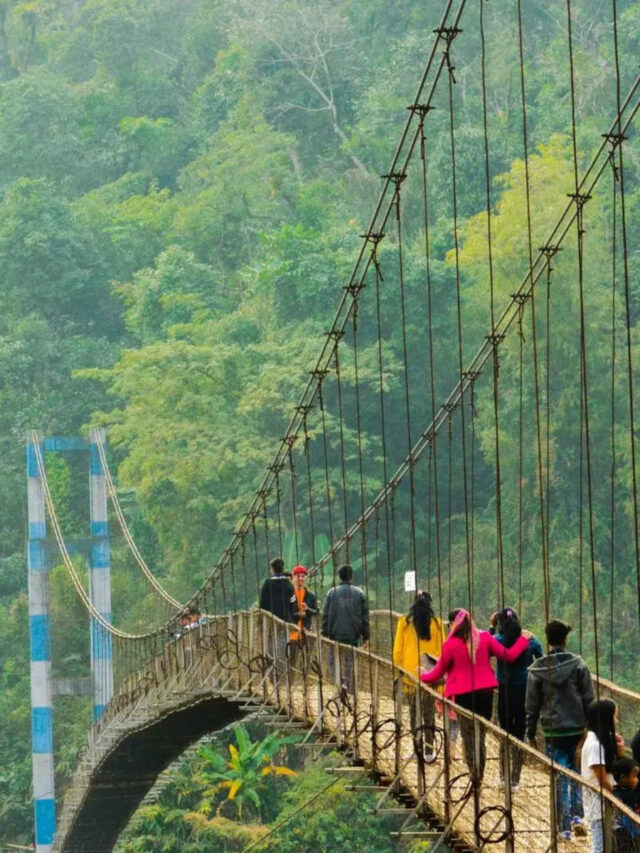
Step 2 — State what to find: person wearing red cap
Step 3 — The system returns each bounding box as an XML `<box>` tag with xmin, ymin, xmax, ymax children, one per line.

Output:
<box><xmin>288</xmin><ymin>565</ymin><xmax>318</xmax><ymax>673</ymax></box>
<box><xmin>289</xmin><ymin>567</ymin><xmax>318</xmax><ymax>637</ymax></box>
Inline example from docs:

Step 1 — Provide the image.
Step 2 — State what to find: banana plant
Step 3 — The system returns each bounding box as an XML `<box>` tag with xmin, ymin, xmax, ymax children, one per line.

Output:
<box><xmin>196</xmin><ymin>726</ymin><xmax>296</xmax><ymax>820</ymax></box>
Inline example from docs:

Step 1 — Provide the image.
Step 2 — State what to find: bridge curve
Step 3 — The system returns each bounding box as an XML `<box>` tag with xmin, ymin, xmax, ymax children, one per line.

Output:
<box><xmin>59</xmin><ymin>695</ymin><xmax>245</xmax><ymax>852</ymax></box>
<box><xmin>33</xmin><ymin>1</ymin><xmax>640</xmax><ymax>844</ymax></box>
<box><xmin>52</xmin><ymin>611</ymin><xmax>640</xmax><ymax>852</ymax></box>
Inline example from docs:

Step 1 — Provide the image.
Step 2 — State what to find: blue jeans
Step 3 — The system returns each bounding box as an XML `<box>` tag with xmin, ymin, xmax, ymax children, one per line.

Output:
<box><xmin>545</xmin><ymin>735</ymin><xmax>584</xmax><ymax>832</ymax></box>
<box><xmin>590</xmin><ymin>819</ymin><xmax>604</xmax><ymax>853</ymax></box>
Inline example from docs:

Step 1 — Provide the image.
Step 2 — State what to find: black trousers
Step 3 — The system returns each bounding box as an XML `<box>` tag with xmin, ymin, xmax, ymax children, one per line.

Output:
<box><xmin>497</xmin><ymin>683</ymin><xmax>527</xmax><ymax>739</ymax></box>
<box><xmin>497</xmin><ymin>683</ymin><xmax>527</xmax><ymax>784</ymax></box>
<box><xmin>615</xmin><ymin>828</ymin><xmax>640</xmax><ymax>853</ymax></box>
<box><xmin>456</xmin><ymin>689</ymin><xmax>494</xmax><ymax>780</ymax></box>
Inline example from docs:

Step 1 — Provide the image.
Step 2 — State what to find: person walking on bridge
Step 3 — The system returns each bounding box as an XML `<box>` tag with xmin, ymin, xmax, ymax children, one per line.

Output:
<box><xmin>321</xmin><ymin>564</ymin><xmax>370</xmax><ymax>693</ymax></box>
<box><xmin>525</xmin><ymin>619</ymin><xmax>594</xmax><ymax>840</ymax></box>
<box><xmin>581</xmin><ymin>699</ymin><xmax>625</xmax><ymax>853</ymax></box>
<box><xmin>288</xmin><ymin>565</ymin><xmax>318</xmax><ymax>674</ymax></box>
<box><xmin>421</xmin><ymin>608</ymin><xmax>531</xmax><ymax>782</ymax></box>
<box><xmin>490</xmin><ymin>606</ymin><xmax>543</xmax><ymax>791</ymax></box>
<box><xmin>393</xmin><ymin>591</ymin><xmax>445</xmax><ymax>763</ymax></box>
<box><xmin>259</xmin><ymin>557</ymin><xmax>295</xmax><ymax>684</ymax></box>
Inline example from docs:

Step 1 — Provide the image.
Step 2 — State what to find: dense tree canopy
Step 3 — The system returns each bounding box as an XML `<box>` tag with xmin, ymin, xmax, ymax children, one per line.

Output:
<box><xmin>0</xmin><ymin>0</ymin><xmax>638</xmax><ymax>846</ymax></box>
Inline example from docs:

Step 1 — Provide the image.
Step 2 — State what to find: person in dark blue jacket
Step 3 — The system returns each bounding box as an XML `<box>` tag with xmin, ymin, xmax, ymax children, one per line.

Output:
<box><xmin>612</xmin><ymin>757</ymin><xmax>640</xmax><ymax>851</ymax></box>
<box><xmin>491</xmin><ymin>606</ymin><xmax>543</xmax><ymax>790</ymax></box>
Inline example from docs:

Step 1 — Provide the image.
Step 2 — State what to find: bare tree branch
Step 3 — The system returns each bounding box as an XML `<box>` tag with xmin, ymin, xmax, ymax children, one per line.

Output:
<box><xmin>235</xmin><ymin>0</ymin><xmax>370</xmax><ymax>176</ymax></box>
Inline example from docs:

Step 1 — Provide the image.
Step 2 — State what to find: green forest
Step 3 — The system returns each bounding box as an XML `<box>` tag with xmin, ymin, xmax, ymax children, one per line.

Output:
<box><xmin>114</xmin><ymin>722</ymin><xmax>404</xmax><ymax>853</ymax></box>
<box><xmin>0</xmin><ymin>0</ymin><xmax>639</xmax><ymax>848</ymax></box>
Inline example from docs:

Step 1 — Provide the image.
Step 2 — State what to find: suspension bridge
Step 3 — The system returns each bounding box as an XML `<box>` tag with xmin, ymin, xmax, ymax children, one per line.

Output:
<box><xmin>25</xmin><ymin>0</ymin><xmax>640</xmax><ymax>850</ymax></box>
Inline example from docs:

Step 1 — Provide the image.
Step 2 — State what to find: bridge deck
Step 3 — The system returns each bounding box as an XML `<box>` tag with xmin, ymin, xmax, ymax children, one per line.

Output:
<box><xmin>53</xmin><ymin>611</ymin><xmax>638</xmax><ymax>852</ymax></box>
<box><xmin>285</xmin><ymin>680</ymin><xmax>579</xmax><ymax>851</ymax></box>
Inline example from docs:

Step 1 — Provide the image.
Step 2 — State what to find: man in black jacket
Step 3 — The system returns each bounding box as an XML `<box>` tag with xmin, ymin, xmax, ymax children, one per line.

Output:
<box><xmin>321</xmin><ymin>564</ymin><xmax>369</xmax><ymax>692</ymax></box>
<box><xmin>259</xmin><ymin>557</ymin><xmax>295</xmax><ymax>683</ymax></box>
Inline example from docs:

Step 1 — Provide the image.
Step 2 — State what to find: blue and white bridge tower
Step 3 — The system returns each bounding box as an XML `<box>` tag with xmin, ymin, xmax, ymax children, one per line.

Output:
<box><xmin>89</xmin><ymin>428</ymin><xmax>113</xmax><ymax>721</ymax></box>
<box><xmin>27</xmin><ymin>429</ymin><xmax>113</xmax><ymax>853</ymax></box>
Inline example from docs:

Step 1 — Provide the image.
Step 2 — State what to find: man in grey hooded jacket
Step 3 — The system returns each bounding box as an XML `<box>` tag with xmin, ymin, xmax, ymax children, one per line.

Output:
<box><xmin>525</xmin><ymin>619</ymin><xmax>594</xmax><ymax>839</ymax></box>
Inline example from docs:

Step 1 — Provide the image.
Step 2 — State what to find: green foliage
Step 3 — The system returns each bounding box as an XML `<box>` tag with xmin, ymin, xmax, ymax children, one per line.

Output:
<box><xmin>0</xmin><ymin>594</ymin><xmax>31</xmax><ymax>844</ymax></box>
<box><xmin>116</xmin><ymin>725</ymin><xmax>298</xmax><ymax>851</ymax></box>
<box><xmin>260</xmin><ymin>762</ymin><xmax>396</xmax><ymax>853</ymax></box>
<box><xmin>117</xmin><ymin>731</ymin><xmax>396</xmax><ymax>853</ymax></box>
<box><xmin>0</xmin><ymin>178</ymin><xmax>116</xmax><ymax>328</ymax></box>
<box><xmin>115</xmin><ymin>245</ymin><xmax>223</xmax><ymax>343</ymax></box>
<box><xmin>0</xmin><ymin>0</ymin><xmax>637</xmax><ymax>846</ymax></box>
<box><xmin>195</xmin><ymin>725</ymin><xmax>297</xmax><ymax>821</ymax></box>
<box><xmin>0</xmin><ymin>71</ymin><xmax>88</xmax><ymax>190</ymax></box>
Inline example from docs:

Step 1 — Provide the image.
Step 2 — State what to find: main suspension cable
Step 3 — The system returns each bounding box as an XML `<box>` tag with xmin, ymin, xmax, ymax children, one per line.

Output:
<box><xmin>31</xmin><ymin>431</ymin><xmax>153</xmax><ymax>639</ymax></box>
<box><xmin>93</xmin><ymin>436</ymin><xmax>183</xmax><ymax>610</ymax></box>
<box><xmin>305</xmin><ymin>74</ymin><xmax>640</xmax><ymax>582</ymax></box>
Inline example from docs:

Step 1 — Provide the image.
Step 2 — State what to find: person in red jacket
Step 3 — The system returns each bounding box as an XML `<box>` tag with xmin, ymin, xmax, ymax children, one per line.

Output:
<box><xmin>421</xmin><ymin>608</ymin><xmax>531</xmax><ymax>781</ymax></box>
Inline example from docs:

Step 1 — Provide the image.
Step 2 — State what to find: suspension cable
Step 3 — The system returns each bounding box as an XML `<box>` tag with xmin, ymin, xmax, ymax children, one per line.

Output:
<box><xmin>612</xmin><ymin>0</ymin><xmax>640</xmax><ymax>632</ymax></box>
<box><xmin>445</xmin><ymin>25</ymin><xmax>474</xmax><ymax>630</ymax></box>
<box><xmin>567</xmin><ymin>0</ymin><xmax>601</xmax><ymax>684</ymax></box>
<box><xmin>93</xmin><ymin>436</ymin><xmax>183</xmax><ymax>610</ymax></box>
<box><xmin>609</xmin><ymin>134</ymin><xmax>618</xmax><ymax>680</ymax></box>
<box><xmin>480</xmin><ymin>0</ymin><xmax>505</xmax><ymax>606</ymax></box>
<box><xmin>517</xmin><ymin>0</ymin><xmax>550</xmax><ymax>628</ymax></box>
<box><xmin>31</xmin><ymin>431</ymin><xmax>152</xmax><ymax>639</ymax></box>
<box><xmin>305</xmin><ymin>75</ymin><xmax>640</xmax><ymax>581</ymax></box>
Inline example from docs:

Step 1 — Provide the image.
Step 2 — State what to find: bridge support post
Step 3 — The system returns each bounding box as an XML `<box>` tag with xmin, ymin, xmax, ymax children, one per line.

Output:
<box><xmin>604</xmin><ymin>798</ymin><xmax>613</xmax><ymax>853</ymax></box>
<box><xmin>549</xmin><ymin>766</ymin><xmax>558</xmax><ymax>853</ymax></box>
<box><xmin>89</xmin><ymin>428</ymin><xmax>113</xmax><ymax>720</ymax></box>
<box><xmin>27</xmin><ymin>433</ymin><xmax>56</xmax><ymax>853</ymax></box>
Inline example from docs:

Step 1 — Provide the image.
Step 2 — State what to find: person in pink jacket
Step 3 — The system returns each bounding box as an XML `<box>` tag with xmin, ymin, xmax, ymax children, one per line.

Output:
<box><xmin>420</xmin><ymin>608</ymin><xmax>531</xmax><ymax>781</ymax></box>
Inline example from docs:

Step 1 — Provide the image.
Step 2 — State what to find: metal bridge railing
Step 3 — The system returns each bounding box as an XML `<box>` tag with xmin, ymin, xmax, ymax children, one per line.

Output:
<box><xmin>54</xmin><ymin>609</ymin><xmax>640</xmax><ymax>853</ymax></box>
<box><xmin>369</xmin><ymin>610</ymin><xmax>640</xmax><ymax>744</ymax></box>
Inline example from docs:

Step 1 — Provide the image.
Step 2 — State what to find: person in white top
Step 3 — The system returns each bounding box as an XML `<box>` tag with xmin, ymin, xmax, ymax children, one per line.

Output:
<box><xmin>581</xmin><ymin>699</ymin><xmax>625</xmax><ymax>852</ymax></box>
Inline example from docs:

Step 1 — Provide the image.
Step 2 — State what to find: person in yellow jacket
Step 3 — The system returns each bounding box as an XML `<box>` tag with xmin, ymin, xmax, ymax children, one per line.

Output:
<box><xmin>393</xmin><ymin>590</ymin><xmax>446</xmax><ymax>762</ymax></box>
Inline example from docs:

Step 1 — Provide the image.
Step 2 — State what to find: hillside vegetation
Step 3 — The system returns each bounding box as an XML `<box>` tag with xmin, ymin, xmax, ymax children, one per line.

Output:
<box><xmin>0</xmin><ymin>0</ymin><xmax>638</xmax><ymax>846</ymax></box>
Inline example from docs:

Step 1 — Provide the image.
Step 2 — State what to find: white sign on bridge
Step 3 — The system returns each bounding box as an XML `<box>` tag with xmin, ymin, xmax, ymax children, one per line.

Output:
<box><xmin>404</xmin><ymin>571</ymin><xmax>416</xmax><ymax>592</ymax></box>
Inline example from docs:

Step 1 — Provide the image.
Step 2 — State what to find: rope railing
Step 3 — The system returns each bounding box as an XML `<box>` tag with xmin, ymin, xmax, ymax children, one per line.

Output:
<box><xmin>368</xmin><ymin>611</ymin><xmax>640</xmax><ymax>742</ymax></box>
